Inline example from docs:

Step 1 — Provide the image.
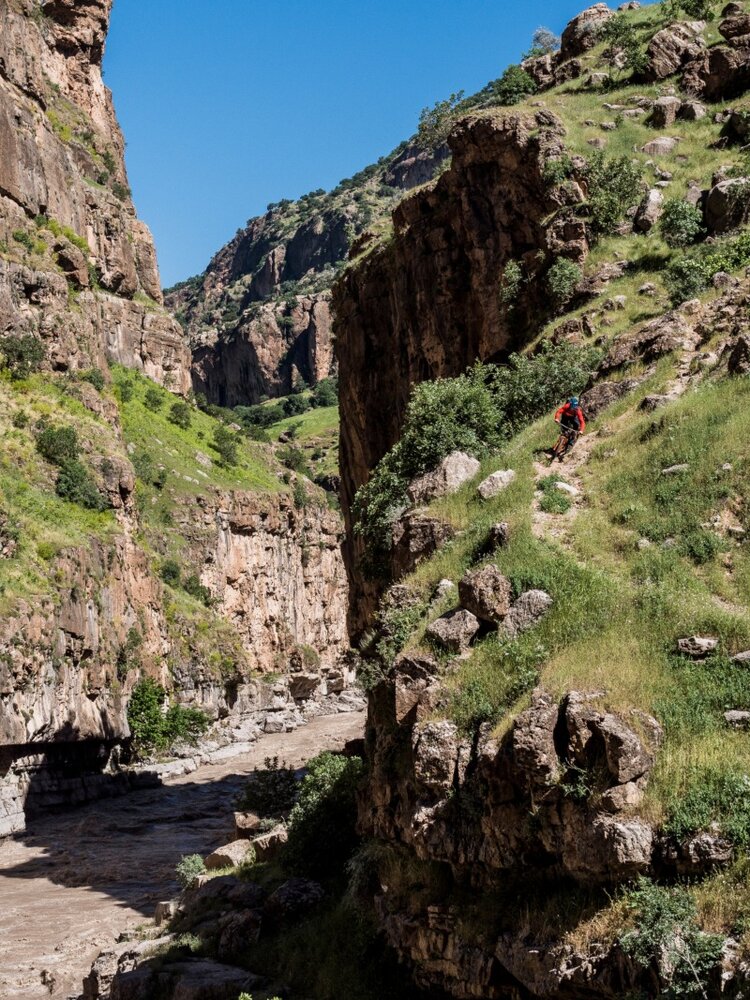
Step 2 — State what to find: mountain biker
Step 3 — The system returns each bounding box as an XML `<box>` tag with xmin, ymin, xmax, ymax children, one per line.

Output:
<box><xmin>548</xmin><ymin>397</ymin><xmax>586</xmax><ymax>458</ymax></box>
<box><xmin>555</xmin><ymin>397</ymin><xmax>586</xmax><ymax>437</ymax></box>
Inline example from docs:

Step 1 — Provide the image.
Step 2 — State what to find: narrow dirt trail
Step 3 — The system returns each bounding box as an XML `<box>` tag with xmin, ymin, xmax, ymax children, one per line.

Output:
<box><xmin>531</xmin><ymin>431</ymin><xmax>600</xmax><ymax>543</ymax></box>
<box><xmin>0</xmin><ymin>712</ymin><xmax>365</xmax><ymax>1000</ymax></box>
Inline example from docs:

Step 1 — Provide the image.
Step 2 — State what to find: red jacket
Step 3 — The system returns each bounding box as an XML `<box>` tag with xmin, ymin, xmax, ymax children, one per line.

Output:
<box><xmin>555</xmin><ymin>402</ymin><xmax>586</xmax><ymax>433</ymax></box>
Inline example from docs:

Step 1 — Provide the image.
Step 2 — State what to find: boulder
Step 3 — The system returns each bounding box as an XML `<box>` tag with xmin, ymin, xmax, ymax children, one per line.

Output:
<box><xmin>391</xmin><ymin>513</ymin><xmax>455</xmax><ymax>577</ymax></box>
<box><xmin>727</xmin><ymin>334</ymin><xmax>750</xmax><ymax>374</ymax></box>
<box><xmin>641</xmin><ymin>136</ymin><xmax>680</xmax><ymax>155</ymax></box>
<box><xmin>719</xmin><ymin>12</ymin><xmax>750</xmax><ymax>44</ymax></box>
<box><xmin>407</xmin><ymin>451</ymin><xmax>480</xmax><ymax>505</ymax></box>
<box><xmin>216</xmin><ymin>911</ymin><xmax>262</xmax><ymax>962</ymax></box>
<box><xmin>598</xmin><ymin>713</ymin><xmax>654</xmax><ymax>783</ymax></box>
<box><xmin>704</xmin><ymin>178</ymin><xmax>750</xmax><ymax>234</ymax></box>
<box><xmin>725</xmin><ymin>710</ymin><xmax>750</xmax><ymax>728</ymax></box>
<box><xmin>634</xmin><ymin>189</ymin><xmax>664</xmax><ymax>232</ymax></box>
<box><xmin>234</xmin><ymin>811</ymin><xmax>262</xmax><ymax>839</ymax></box>
<box><xmin>426</xmin><ymin>609</ymin><xmax>480</xmax><ymax>652</ymax></box>
<box><xmin>264</xmin><ymin>877</ymin><xmax>324</xmax><ymax>922</ymax></box>
<box><xmin>644</xmin><ymin>21</ymin><xmax>706</xmax><ymax>81</ymax></box>
<box><xmin>501</xmin><ymin>590</ymin><xmax>553</xmax><ymax>639</ymax></box>
<box><xmin>661</xmin><ymin>830</ymin><xmax>734</xmax><ymax>875</ymax></box>
<box><xmin>458</xmin><ymin>564</ymin><xmax>512</xmax><ymax>623</ymax></box>
<box><xmin>677</xmin><ymin>635</ymin><xmax>719</xmax><ymax>658</ymax></box>
<box><xmin>561</xmin><ymin>4</ymin><xmax>613</xmax><ymax>60</ymax></box>
<box><xmin>252</xmin><ymin>824</ymin><xmax>288</xmax><ymax>861</ymax></box>
<box><xmin>679</xmin><ymin>99</ymin><xmax>707</xmax><ymax>120</ymax></box>
<box><xmin>477</xmin><ymin>469</ymin><xmax>516</xmax><ymax>499</ymax></box>
<box><xmin>154</xmin><ymin>900</ymin><xmax>178</xmax><ymax>927</ymax></box>
<box><xmin>599</xmin><ymin>311</ymin><xmax>697</xmax><ymax>373</ymax></box>
<box><xmin>412</xmin><ymin>719</ymin><xmax>467</xmax><ymax>795</ymax></box>
<box><xmin>110</xmin><ymin>960</ymin><xmax>259</xmax><ymax>1000</ymax></box>
<box><xmin>394</xmin><ymin>651</ymin><xmax>440</xmax><ymax>724</ymax></box>
<box><xmin>581</xmin><ymin>378</ymin><xmax>643</xmax><ymax>417</ymax></box>
<box><xmin>683</xmin><ymin>41</ymin><xmax>750</xmax><ymax>101</ymax></box>
<box><xmin>662</xmin><ymin>463</ymin><xmax>689</xmax><ymax>474</ymax></box>
<box><xmin>205</xmin><ymin>840</ymin><xmax>254</xmax><ymax>870</ymax></box>
<box><xmin>512</xmin><ymin>689</ymin><xmax>561</xmax><ymax>786</ymax></box>
<box><xmin>731</xmin><ymin>650</ymin><xmax>750</xmax><ymax>663</ymax></box>
<box><xmin>649</xmin><ymin>95</ymin><xmax>682</xmax><ymax>128</ymax></box>
<box><xmin>601</xmin><ymin>780</ymin><xmax>645</xmax><ymax>812</ymax></box>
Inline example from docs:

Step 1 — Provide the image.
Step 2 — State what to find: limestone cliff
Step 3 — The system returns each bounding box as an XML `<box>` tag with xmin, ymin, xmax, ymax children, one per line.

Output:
<box><xmin>0</xmin><ymin>0</ymin><xmax>190</xmax><ymax>389</ymax></box>
<box><xmin>335</xmin><ymin>109</ymin><xmax>588</xmax><ymax>633</ymax></box>
<box><xmin>166</xmin><ymin>141</ymin><xmax>450</xmax><ymax>405</ymax></box>
<box><xmin>0</xmin><ymin>0</ymin><xmax>355</xmax><ymax>837</ymax></box>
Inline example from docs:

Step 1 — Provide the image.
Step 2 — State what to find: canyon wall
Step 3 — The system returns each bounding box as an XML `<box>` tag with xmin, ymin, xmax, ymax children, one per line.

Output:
<box><xmin>334</xmin><ymin>109</ymin><xmax>588</xmax><ymax>633</ymax></box>
<box><xmin>0</xmin><ymin>0</ymin><xmax>190</xmax><ymax>388</ymax></box>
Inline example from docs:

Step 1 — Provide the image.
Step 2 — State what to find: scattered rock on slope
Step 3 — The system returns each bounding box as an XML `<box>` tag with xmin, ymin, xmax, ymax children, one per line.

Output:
<box><xmin>407</xmin><ymin>452</ymin><xmax>481</xmax><ymax>505</ymax></box>
<box><xmin>458</xmin><ymin>565</ymin><xmax>512</xmax><ymax>623</ymax></box>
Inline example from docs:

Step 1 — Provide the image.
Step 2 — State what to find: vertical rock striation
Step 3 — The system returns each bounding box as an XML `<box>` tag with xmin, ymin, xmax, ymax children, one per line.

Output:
<box><xmin>0</xmin><ymin>0</ymin><xmax>191</xmax><ymax>388</ymax></box>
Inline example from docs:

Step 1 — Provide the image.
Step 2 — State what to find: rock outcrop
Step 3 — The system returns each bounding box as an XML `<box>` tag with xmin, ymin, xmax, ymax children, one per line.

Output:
<box><xmin>335</xmin><ymin>109</ymin><xmax>588</xmax><ymax>633</ymax></box>
<box><xmin>166</xmin><ymin>139</ymin><xmax>451</xmax><ymax>406</ymax></box>
<box><xmin>358</xmin><ymin>684</ymin><xmax>666</xmax><ymax>998</ymax></box>
<box><xmin>0</xmin><ymin>0</ymin><xmax>191</xmax><ymax>389</ymax></box>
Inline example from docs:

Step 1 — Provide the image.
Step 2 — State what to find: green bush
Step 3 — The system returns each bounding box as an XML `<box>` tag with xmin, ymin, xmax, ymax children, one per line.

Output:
<box><xmin>12</xmin><ymin>410</ymin><xmax>29</xmax><ymax>429</ymax></box>
<box><xmin>211</xmin><ymin>424</ymin><xmax>238</xmax><ymax>466</ymax></box>
<box><xmin>586</xmin><ymin>151</ymin><xmax>644</xmax><ymax>236</ymax></box>
<box><xmin>160</xmin><ymin>558</ymin><xmax>181</xmax><ymax>586</ymax></box>
<box><xmin>417</xmin><ymin>91</ymin><xmax>466</xmax><ymax>147</ymax></box>
<box><xmin>620</xmin><ymin>877</ymin><xmax>724</xmax><ymax>997</ymax></box>
<box><xmin>144</xmin><ymin>386</ymin><xmax>163</xmax><ymax>411</ymax></box>
<box><xmin>491</xmin><ymin>65</ymin><xmax>537</xmax><ymax>105</ymax></box>
<box><xmin>1</xmin><ymin>334</ymin><xmax>45</xmax><ymax>379</ymax></box>
<box><xmin>659</xmin><ymin>199</ymin><xmax>705</xmax><ymax>249</ymax></box>
<box><xmin>115</xmin><ymin>378</ymin><xmax>134</xmax><ymax>403</ymax></box>
<box><xmin>546</xmin><ymin>258</ymin><xmax>581</xmax><ymax>309</ymax></box>
<box><xmin>37</xmin><ymin>426</ymin><xmax>81</xmax><ymax>468</ymax></box>
<box><xmin>56</xmin><ymin>459</ymin><xmax>108</xmax><ymax>511</ymax></box>
<box><xmin>664</xmin><ymin>256</ymin><xmax>709</xmax><ymax>305</ymax></box>
<box><xmin>237</xmin><ymin>755</ymin><xmax>298</xmax><ymax>816</ymax></box>
<box><xmin>279</xmin><ymin>445</ymin><xmax>309</xmax><ymax>475</ymax></box>
<box><xmin>312</xmin><ymin>377</ymin><xmax>338</xmax><ymax>408</ymax></box>
<box><xmin>168</xmin><ymin>400</ymin><xmax>192</xmax><ymax>429</ymax></box>
<box><xmin>127</xmin><ymin>677</ymin><xmax>208</xmax><ymax>755</ymax></box>
<box><xmin>499</xmin><ymin>259</ymin><xmax>523</xmax><ymax>307</ymax></box>
<box><xmin>183</xmin><ymin>573</ymin><xmax>212</xmax><ymax>606</ymax></box>
<box><xmin>283</xmin><ymin>752</ymin><xmax>364</xmax><ymax>879</ymax></box>
<box><xmin>539</xmin><ymin>480</ymin><xmax>573</xmax><ymax>514</ymax></box>
<box><xmin>665</xmin><ymin>767</ymin><xmax>750</xmax><ymax>848</ymax></box>
<box><xmin>80</xmin><ymin>368</ymin><xmax>106</xmax><ymax>392</ymax></box>
<box><xmin>602</xmin><ymin>14</ymin><xmax>647</xmax><ymax>76</ymax></box>
<box><xmin>283</xmin><ymin>393</ymin><xmax>311</xmax><ymax>418</ymax></box>
<box><xmin>354</xmin><ymin>345</ymin><xmax>599</xmax><ymax>578</ymax></box>
<box><xmin>175</xmin><ymin>854</ymin><xmax>206</xmax><ymax>889</ymax></box>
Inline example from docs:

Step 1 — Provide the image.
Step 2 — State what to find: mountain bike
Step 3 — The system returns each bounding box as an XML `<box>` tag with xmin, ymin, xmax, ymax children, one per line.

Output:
<box><xmin>550</xmin><ymin>423</ymin><xmax>579</xmax><ymax>462</ymax></box>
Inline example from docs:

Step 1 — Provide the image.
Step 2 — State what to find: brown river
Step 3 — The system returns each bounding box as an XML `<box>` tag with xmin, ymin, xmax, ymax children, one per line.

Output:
<box><xmin>0</xmin><ymin>712</ymin><xmax>365</xmax><ymax>1000</ymax></box>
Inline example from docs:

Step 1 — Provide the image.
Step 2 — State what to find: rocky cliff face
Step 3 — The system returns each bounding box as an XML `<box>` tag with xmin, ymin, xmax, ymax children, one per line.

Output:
<box><xmin>335</xmin><ymin>109</ymin><xmax>588</xmax><ymax>633</ymax></box>
<box><xmin>166</xmin><ymin>141</ymin><xmax>451</xmax><ymax>405</ymax></box>
<box><xmin>0</xmin><ymin>0</ymin><xmax>356</xmax><ymax>837</ymax></box>
<box><xmin>0</xmin><ymin>486</ymin><xmax>352</xmax><ymax>837</ymax></box>
<box><xmin>0</xmin><ymin>0</ymin><xmax>190</xmax><ymax>389</ymax></box>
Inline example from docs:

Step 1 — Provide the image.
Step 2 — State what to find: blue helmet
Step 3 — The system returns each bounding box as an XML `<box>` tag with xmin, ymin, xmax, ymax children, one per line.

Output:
<box><xmin>568</xmin><ymin>397</ymin><xmax>579</xmax><ymax>407</ymax></box>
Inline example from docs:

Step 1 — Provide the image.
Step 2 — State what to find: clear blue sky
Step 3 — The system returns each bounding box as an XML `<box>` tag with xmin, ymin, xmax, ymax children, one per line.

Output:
<box><xmin>104</xmin><ymin>1</ymin><xmax>617</xmax><ymax>287</ymax></box>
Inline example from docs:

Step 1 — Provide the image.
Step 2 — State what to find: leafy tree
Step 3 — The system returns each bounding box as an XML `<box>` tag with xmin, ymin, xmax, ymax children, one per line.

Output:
<box><xmin>36</xmin><ymin>425</ymin><xmax>79</xmax><ymax>465</ymax></box>
<box><xmin>500</xmin><ymin>259</ymin><xmax>523</xmax><ymax>307</ymax></box>
<box><xmin>144</xmin><ymin>386</ymin><xmax>163</xmax><ymax>411</ymax></box>
<box><xmin>56</xmin><ymin>459</ymin><xmax>109</xmax><ymax>511</ymax></box>
<box><xmin>491</xmin><ymin>65</ymin><xmax>537</xmax><ymax>105</ymax></box>
<box><xmin>660</xmin><ymin>199</ymin><xmax>706</xmax><ymax>248</ymax></box>
<box><xmin>586</xmin><ymin>151</ymin><xmax>644</xmax><ymax>236</ymax></box>
<box><xmin>312</xmin><ymin>377</ymin><xmax>338</xmax><ymax>408</ymax></box>
<box><xmin>160</xmin><ymin>558</ymin><xmax>181</xmax><ymax>587</ymax></box>
<box><xmin>546</xmin><ymin>258</ymin><xmax>581</xmax><ymax>309</ymax></box>
<box><xmin>417</xmin><ymin>92</ymin><xmax>466</xmax><ymax>147</ymax></box>
<box><xmin>183</xmin><ymin>573</ymin><xmax>212</xmax><ymax>606</ymax></box>
<box><xmin>168</xmin><ymin>400</ymin><xmax>192</xmax><ymax>429</ymax></box>
<box><xmin>80</xmin><ymin>368</ymin><xmax>105</xmax><ymax>391</ymax></box>
<box><xmin>127</xmin><ymin>677</ymin><xmax>208</xmax><ymax>756</ymax></box>
<box><xmin>283</xmin><ymin>752</ymin><xmax>364</xmax><ymax>878</ymax></box>
<box><xmin>664</xmin><ymin>256</ymin><xmax>709</xmax><ymax>304</ymax></box>
<box><xmin>212</xmin><ymin>424</ymin><xmax>238</xmax><ymax>466</ymax></box>
<box><xmin>0</xmin><ymin>334</ymin><xmax>45</xmax><ymax>379</ymax></box>
<box><xmin>283</xmin><ymin>393</ymin><xmax>311</xmax><ymax>417</ymax></box>
<box><xmin>175</xmin><ymin>854</ymin><xmax>206</xmax><ymax>888</ymax></box>
<box><xmin>528</xmin><ymin>25</ymin><xmax>560</xmax><ymax>55</ymax></box>
<box><xmin>602</xmin><ymin>13</ymin><xmax>648</xmax><ymax>76</ymax></box>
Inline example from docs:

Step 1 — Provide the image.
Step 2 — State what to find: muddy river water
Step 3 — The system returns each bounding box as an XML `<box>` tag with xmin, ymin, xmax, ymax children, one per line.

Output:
<box><xmin>0</xmin><ymin>712</ymin><xmax>365</xmax><ymax>1000</ymax></box>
